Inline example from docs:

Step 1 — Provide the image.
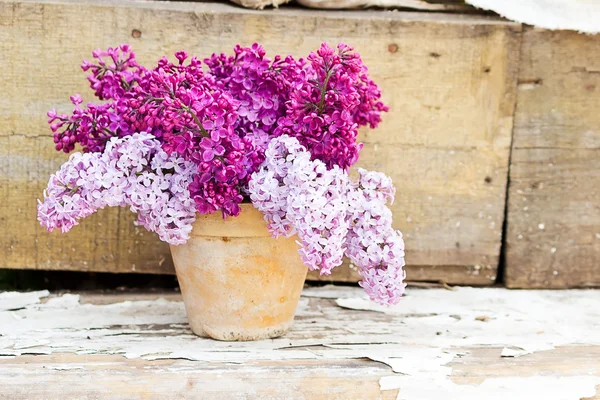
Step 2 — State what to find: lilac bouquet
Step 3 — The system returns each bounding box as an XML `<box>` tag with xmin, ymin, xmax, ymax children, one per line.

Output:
<box><xmin>38</xmin><ymin>44</ymin><xmax>406</xmax><ymax>305</ymax></box>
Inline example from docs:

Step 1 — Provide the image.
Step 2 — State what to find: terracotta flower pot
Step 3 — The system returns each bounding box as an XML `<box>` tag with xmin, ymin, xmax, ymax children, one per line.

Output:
<box><xmin>170</xmin><ymin>203</ymin><xmax>308</xmax><ymax>341</ymax></box>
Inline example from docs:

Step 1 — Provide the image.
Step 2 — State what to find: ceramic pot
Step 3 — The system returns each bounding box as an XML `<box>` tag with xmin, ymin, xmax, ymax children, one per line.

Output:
<box><xmin>170</xmin><ymin>203</ymin><xmax>307</xmax><ymax>341</ymax></box>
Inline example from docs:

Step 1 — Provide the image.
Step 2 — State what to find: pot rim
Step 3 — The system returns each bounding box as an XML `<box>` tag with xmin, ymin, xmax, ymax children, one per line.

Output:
<box><xmin>188</xmin><ymin>203</ymin><xmax>275</xmax><ymax>238</ymax></box>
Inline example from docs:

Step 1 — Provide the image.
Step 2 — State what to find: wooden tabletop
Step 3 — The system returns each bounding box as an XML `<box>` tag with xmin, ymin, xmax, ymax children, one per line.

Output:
<box><xmin>0</xmin><ymin>285</ymin><xmax>599</xmax><ymax>399</ymax></box>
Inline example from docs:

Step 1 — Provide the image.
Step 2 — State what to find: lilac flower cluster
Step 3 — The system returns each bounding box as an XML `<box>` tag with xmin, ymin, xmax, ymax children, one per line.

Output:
<box><xmin>345</xmin><ymin>169</ymin><xmax>407</xmax><ymax>305</ymax></box>
<box><xmin>48</xmin><ymin>44</ymin><xmax>387</xmax><ymax>218</ymax></box>
<box><xmin>249</xmin><ymin>136</ymin><xmax>406</xmax><ymax>305</ymax></box>
<box><xmin>81</xmin><ymin>44</ymin><xmax>144</xmax><ymax>101</ymax></box>
<box><xmin>248</xmin><ymin>136</ymin><xmax>350</xmax><ymax>275</ymax></box>
<box><xmin>274</xmin><ymin>43</ymin><xmax>388</xmax><ymax>170</ymax></box>
<box><xmin>41</xmin><ymin>44</ymin><xmax>404</xmax><ymax>303</ymax></box>
<box><xmin>48</xmin><ymin>95</ymin><xmax>126</xmax><ymax>154</ymax></box>
<box><xmin>37</xmin><ymin>133</ymin><xmax>197</xmax><ymax>245</ymax></box>
<box><xmin>49</xmin><ymin>45</ymin><xmax>144</xmax><ymax>153</ymax></box>
<box><xmin>204</xmin><ymin>44</ymin><xmax>304</xmax><ymax>150</ymax></box>
<box><xmin>127</xmin><ymin>53</ymin><xmax>260</xmax><ymax>217</ymax></box>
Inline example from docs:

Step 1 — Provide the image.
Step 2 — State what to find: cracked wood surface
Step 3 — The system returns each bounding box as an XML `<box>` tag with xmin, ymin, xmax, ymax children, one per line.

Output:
<box><xmin>0</xmin><ymin>0</ymin><xmax>520</xmax><ymax>285</ymax></box>
<box><xmin>0</xmin><ymin>286</ymin><xmax>599</xmax><ymax>399</ymax></box>
<box><xmin>505</xmin><ymin>28</ymin><xmax>600</xmax><ymax>288</ymax></box>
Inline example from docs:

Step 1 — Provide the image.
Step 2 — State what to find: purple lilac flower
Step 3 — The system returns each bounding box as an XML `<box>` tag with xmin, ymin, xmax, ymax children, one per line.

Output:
<box><xmin>119</xmin><ymin>53</ymin><xmax>259</xmax><ymax>217</ymax></box>
<box><xmin>37</xmin><ymin>133</ymin><xmax>197</xmax><ymax>245</ymax></box>
<box><xmin>81</xmin><ymin>44</ymin><xmax>145</xmax><ymax>101</ymax></box>
<box><xmin>204</xmin><ymin>44</ymin><xmax>305</xmax><ymax>150</ymax></box>
<box><xmin>49</xmin><ymin>43</ymin><xmax>387</xmax><ymax>215</ymax></box>
<box><xmin>249</xmin><ymin>136</ymin><xmax>350</xmax><ymax>275</ymax></box>
<box><xmin>48</xmin><ymin>96</ymin><xmax>131</xmax><ymax>154</ymax></box>
<box><xmin>42</xmin><ymin>44</ymin><xmax>401</xmax><ymax>304</ymax></box>
<box><xmin>274</xmin><ymin>43</ymin><xmax>388</xmax><ymax>170</ymax></box>
<box><xmin>249</xmin><ymin>136</ymin><xmax>406</xmax><ymax>304</ymax></box>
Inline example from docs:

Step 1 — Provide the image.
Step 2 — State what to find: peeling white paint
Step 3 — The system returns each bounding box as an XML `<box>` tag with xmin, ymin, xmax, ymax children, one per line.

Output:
<box><xmin>0</xmin><ymin>287</ymin><xmax>599</xmax><ymax>399</ymax></box>
<box><xmin>385</xmin><ymin>375</ymin><xmax>600</xmax><ymax>400</ymax></box>
<box><xmin>501</xmin><ymin>346</ymin><xmax>531</xmax><ymax>358</ymax></box>
<box><xmin>0</xmin><ymin>291</ymin><xmax>49</xmax><ymax>311</ymax></box>
<box><xmin>335</xmin><ymin>287</ymin><xmax>600</xmax><ymax>353</ymax></box>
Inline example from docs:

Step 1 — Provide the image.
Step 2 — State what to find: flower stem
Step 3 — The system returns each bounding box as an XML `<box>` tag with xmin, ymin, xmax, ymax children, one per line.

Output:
<box><xmin>181</xmin><ymin>105</ymin><xmax>209</xmax><ymax>137</ymax></box>
<box><xmin>318</xmin><ymin>69</ymin><xmax>333</xmax><ymax>115</ymax></box>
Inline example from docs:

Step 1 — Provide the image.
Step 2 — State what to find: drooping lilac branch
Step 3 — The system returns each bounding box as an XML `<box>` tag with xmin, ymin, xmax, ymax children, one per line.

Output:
<box><xmin>38</xmin><ymin>133</ymin><xmax>197</xmax><ymax>245</ymax></box>
<box><xmin>249</xmin><ymin>136</ymin><xmax>406</xmax><ymax>305</ymax></box>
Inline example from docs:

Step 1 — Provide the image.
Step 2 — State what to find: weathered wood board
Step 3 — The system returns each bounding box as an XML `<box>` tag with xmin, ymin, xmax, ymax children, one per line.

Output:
<box><xmin>504</xmin><ymin>28</ymin><xmax>600</xmax><ymax>288</ymax></box>
<box><xmin>1</xmin><ymin>286</ymin><xmax>599</xmax><ymax>399</ymax></box>
<box><xmin>0</xmin><ymin>0</ymin><xmax>520</xmax><ymax>284</ymax></box>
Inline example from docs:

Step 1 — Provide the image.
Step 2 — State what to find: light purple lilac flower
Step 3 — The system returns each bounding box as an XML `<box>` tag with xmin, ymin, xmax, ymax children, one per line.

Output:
<box><xmin>345</xmin><ymin>169</ymin><xmax>407</xmax><ymax>305</ymax></box>
<box><xmin>249</xmin><ymin>136</ymin><xmax>406</xmax><ymax>305</ymax></box>
<box><xmin>37</xmin><ymin>133</ymin><xmax>197</xmax><ymax>245</ymax></box>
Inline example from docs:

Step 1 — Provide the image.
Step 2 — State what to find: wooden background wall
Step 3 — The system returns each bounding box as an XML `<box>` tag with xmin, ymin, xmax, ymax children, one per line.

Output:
<box><xmin>0</xmin><ymin>0</ymin><xmax>598</xmax><ymax>288</ymax></box>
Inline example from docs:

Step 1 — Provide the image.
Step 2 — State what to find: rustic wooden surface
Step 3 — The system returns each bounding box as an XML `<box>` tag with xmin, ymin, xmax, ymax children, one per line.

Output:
<box><xmin>0</xmin><ymin>0</ymin><xmax>520</xmax><ymax>285</ymax></box>
<box><xmin>0</xmin><ymin>286</ymin><xmax>599</xmax><ymax>399</ymax></box>
<box><xmin>308</xmin><ymin>262</ymin><xmax>497</xmax><ymax>284</ymax></box>
<box><xmin>504</xmin><ymin>28</ymin><xmax>600</xmax><ymax>288</ymax></box>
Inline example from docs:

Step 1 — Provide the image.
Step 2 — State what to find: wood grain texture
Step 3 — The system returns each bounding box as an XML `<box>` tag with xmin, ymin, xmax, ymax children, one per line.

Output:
<box><xmin>0</xmin><ymin>355</ymin><xmax>399</xmax><ymax>400</ymax></box>
<box><xmin>505</xmin><ymin>28</ymin><xmax>600</xmax><ymax>288</ymax></box>
<box><xmin>2</xmin><ymin>349</ymin><xmax>599</xmax><ymax>400</ymax></box>
<box><xmin>308</xmin><ymin>262</ymin><xmax>497</xmax><ymax>284</ymax></box>
<box><xmin>0</xmin><ymin>0</ymin><xmax>521</xmax><ymax>284</ymax></box>
<box><xmin>1</xmin><ymin>287</ymin><xmax>599</xmax><ymax>399</ymax></box>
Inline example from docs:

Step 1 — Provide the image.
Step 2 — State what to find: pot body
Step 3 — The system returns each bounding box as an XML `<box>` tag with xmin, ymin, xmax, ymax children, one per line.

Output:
<box><xmin>170</xmin><ymin>204</ymin><xmax>307</xmax><ymax>341</ymax></box>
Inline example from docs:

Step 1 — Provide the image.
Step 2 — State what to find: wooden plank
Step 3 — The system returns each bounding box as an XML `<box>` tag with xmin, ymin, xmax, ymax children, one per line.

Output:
<box><xmin>309</xmin><ymin>263</ymin><xmax>497</xmax><ymax>284</ymax></box>
<box><xmin>0</xmin><ymin>355</ymin><xmax>399</xmax><ymax>400</ymax></box>
<box><xmin>451</xmin><ymin>346</ymin><xmax>600</xmax><ymax>400</ymax></box>
<box><xmin>0</xmin><ymin>0</ymin><xmax>521</xmax><ymax>284</ymax></box>
<box><xmin>2</xmin><ymin>348</ymin><xmax>599</xmax><ymax>400</ymax></box>
<box><xmin>1</xmin><ymin>349</ymin><xmax>598</xmax><ymax>400</ymax></box>
<box><xmin>505</xmin><ymin>28</ymin><xmax>600</xmax><ymax>288</ymax></box>
<box><xmin>1</xmin><ymin>287</ymin><xmax>599</xmax><ymax>398</ymax></box>
<box><xmin>452</xmin><ymin>346</ymin><xmax>600</xmax><ymax>386</ymax></box>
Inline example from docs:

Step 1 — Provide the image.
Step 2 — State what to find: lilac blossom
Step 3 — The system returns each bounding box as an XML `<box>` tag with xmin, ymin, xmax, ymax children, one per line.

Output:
<box><xmin>81</xmin><ymin>44</ymin><xmax>145</xmax><ymax>101</ymax></box>
<box><xmin>37</xmin><ymin>133</ymin><xmax>197</xmax><ymax>245</ymax></box>
<box><xmin>205</xmin><ymin>44</ymin><xmax>305</xmax><ymax>150</ymax></box>
<box><xmin>115</xmin><ymin>51</ymin><xmax>261</xmax><ymax>217</ymax></box>
<box><xmin>274</xmin><ymin>43</ymin><xmax>388</xmax><ymax>170</ymax></box>
<box><xmin>249</xmin><ymin>136</ymin><xmax>406</xmax><ymax>304</ymax></box>
<box><xmin>48</xmin><ymin>96</ymin><xmax>131</xmax><ymax>154</ymax></box>
<box><xmin>345</xmin><ymin>169</ymin><xmax>407</xmax><ymax>305</ymax></box>
<box><xmin>42</xmin><ymin>44</ymin><xmax>404</xmax><ymax>304</ymax></box>
<box><xmin>249</xmin><ymin>136</ymin><xmax>350</xmax><ymax>275</ymax></box>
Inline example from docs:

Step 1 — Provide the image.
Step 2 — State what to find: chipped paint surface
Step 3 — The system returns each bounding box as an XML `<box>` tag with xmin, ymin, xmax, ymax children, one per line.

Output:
<box><xmin>385</xmin><ymin>375</ymin><xmax>600</xmax><ymax>400</ymax></box>
<box><xmin>1</xmin><ymin>286</ymin><xmax>599</xmax><ymax>399</ymax></box>
<box><xmin>335</xmin><ymin>287</ymin><xmax>600</xmax><ymax>354</ymax></box>
<box><xmin>0</xmin><ymin>290</ymin><xmax>49</xmax><ymax>311</ymax></box>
